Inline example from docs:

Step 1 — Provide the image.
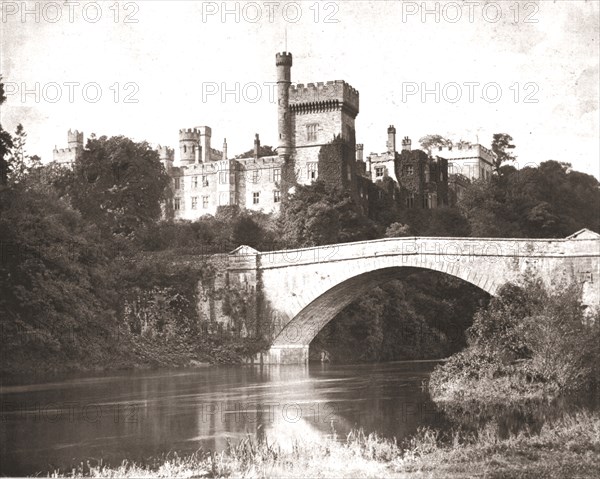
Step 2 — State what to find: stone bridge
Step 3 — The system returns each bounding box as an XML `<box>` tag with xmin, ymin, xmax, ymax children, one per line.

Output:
<box><xmin>221</xmin><ymin>229</ymin><xmax>600</xmax><ymax>364</ymax></box>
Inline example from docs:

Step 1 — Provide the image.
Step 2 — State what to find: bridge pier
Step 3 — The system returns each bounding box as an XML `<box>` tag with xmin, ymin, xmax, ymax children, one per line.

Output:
<box><xmin>264</xmin><ymin>345</ymin><xmax>309</xmax><ymax>364</ymax></box>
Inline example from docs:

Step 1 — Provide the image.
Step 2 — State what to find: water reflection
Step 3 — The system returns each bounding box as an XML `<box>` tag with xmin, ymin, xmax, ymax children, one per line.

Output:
<box><xmin>0</xmin><ymin>361</ymin><xmax>440</xmax><ymax>476</ymax></box>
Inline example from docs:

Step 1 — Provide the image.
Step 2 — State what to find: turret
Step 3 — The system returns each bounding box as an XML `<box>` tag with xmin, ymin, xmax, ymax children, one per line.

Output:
<box><xmin>356</xmin><ymin>144</ymin><xmax>364</xmax><ymax>162</ymax></box>
<box><xmin>179</xmin><ymin>128</ymin><xmax>200</xmax><ymax>165</ymax></box>
<box><xmin>158</xmin><ymin>145</ymin><xmax>175</xmax><ymax>171</ymax></box>
<box><xmin>402</xmin><ymin>136</ymin><xmax>412</xmax><ymax>151</ymax></box>
<box><xmin>387</xmin><ymin>125</ymin><xmax>396</xmax><ymax>153</ymax></box>
<box><xmin>68</xmin><ymin>129</ymin><xmax>84</xmax><ymax>149</ymax></box>
<box><xmin>276</xmin><ymin>52</ymin><xmax>293</xmax><ymax>159</ymax></box>
<box><xmin>254</xmin><ymin>133</ymin><xmax>260</xmax><ymax>159</ymax></box>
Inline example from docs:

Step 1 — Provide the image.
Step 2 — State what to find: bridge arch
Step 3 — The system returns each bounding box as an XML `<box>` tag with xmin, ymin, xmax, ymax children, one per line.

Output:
<box><xmin>267</xmin><ymin>253</ymin><xmax>498</xmax><ymax>350</ymax></box>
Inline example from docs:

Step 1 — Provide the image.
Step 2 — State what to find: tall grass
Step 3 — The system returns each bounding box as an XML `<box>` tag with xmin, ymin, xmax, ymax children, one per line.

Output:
<box><xmin>51</xmin><ymin>411</ymin><xmax>600</xmax><ymax>478</ymax></box>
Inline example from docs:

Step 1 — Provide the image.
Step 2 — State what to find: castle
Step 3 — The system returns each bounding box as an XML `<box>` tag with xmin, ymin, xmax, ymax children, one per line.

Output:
<box><xmin>53</xmin><ymin>52</ymin><xmax>495</xmax><ymax>218</ymax></box>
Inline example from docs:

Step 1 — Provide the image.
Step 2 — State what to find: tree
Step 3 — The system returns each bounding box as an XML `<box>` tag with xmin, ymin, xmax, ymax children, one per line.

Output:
<box><xmin>491</xmin><ymin>133</ymin><xmax>516</xmax><ymax>173</ymax></box>
<box><xmin>385</xmin><ymin>222</ymin><xmax>411</xmax><ymax>237</ymax></box>
<box><xmin>279</xmin><ymin>180</ymin><xmax>377</xmax><ymax>247</ymax></box>
<box><xmin>235</xmin><ymin>145</ymin><xmax>276</xmax><ymax>159</ymax></box>
<box><xmin>419</xmin><ymin>134</ymin><xmax>452</xmax><ymax>153</ymax></box>
<box><xmin>0</xmin><ymin>77</ymin><xmax>14</xmax><ymax>185</ymax></box>
<box><xmin>5</xmin><ymin>124</ymin><xmax>41</xmax><ymax>184</ymax></box>
<box><xmin>459</xmin><ymin>161</ymin><xmax>600</xmax><ymax>237</ymax></box>
<box><xmin>68</xmin><ymin>135</ymin><xmax>171</xmax><ymax>237</ymax></box>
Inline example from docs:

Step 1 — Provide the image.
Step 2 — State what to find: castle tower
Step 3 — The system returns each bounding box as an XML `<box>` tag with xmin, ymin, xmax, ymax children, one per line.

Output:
<box><xmin>53</xmin><ymin>129</ymin><xmax>84</xmax><ymax>166</ymax></box>
<box><xmin>276</xmin><ymin>52</ymin><xmax>293</xmax><ymax>159</ymax></box>
<box><xmin>387</xmin><ymin>126</ymin><xmax>396</xmax><ymax>153</ymax></box>
<box><xmin>196</xmin><ymin>126</ymin><xmax>212</xmax><ymax>163</ymax></box>
<box><xmin>68</xmin><ymin>129</ymin><xmax>84</xmax><ymax>150</ymax></box>
<box><xmin>179</xmin><ymin>128</ymin><xmax>200</xmax><ymax>165</ymax></box>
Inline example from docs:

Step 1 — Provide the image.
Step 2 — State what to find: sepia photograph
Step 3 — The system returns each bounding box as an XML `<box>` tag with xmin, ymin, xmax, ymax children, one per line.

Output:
<box><xmin>1</xmin><ymin>1</ymin><xmax>599</xmax><ymax>477</ymax></box>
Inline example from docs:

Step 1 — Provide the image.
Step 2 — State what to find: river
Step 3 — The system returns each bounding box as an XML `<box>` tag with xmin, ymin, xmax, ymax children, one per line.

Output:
<box><xmin>0</xmin><ymin>361</ymin><xmax>444</xmax><ymax>476</ymax></box>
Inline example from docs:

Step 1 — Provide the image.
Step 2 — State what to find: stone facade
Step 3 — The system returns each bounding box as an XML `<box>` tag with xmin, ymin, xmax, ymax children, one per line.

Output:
<box><xmin>362</xmin><ymin>127</ymin><xmax>448</xmax><ymax>209</ymax></box>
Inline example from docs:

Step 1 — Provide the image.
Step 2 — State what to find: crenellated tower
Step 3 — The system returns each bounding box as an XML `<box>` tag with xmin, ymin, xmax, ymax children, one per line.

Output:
<box><xmin>53</xmin><ymin>129</ymin><xmax>84</xmax><ymax>166</ymax></box>
<box><xmin>68</xmin><ymin>129</ymin><xmax>84</xmax><ymax>149</ymax></box>
<box><xmin>179</xmin><ymin>128</ymin><xmax>201</xmax><ymax>165</ymax></box>
<box><xmin>158</xmin><ymin>145</ymin><xmax>175</xmax><ymax>171</ymax></box>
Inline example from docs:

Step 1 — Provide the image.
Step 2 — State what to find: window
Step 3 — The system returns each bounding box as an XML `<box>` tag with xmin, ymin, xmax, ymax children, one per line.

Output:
<box><xmin>202</xmin><ymin>196</ymin><xmax>209</xmax><ymax>208</ymax></box>
<box><xmin>347</xmin><ymin>168</ymin><xmax>352</xmax><ymax>181</ymax></box>
<box><xmin>375</xmin><ymin>167</ymin><xmax>384</xmax><ymax>178</ymax></box>
<box><xmin>273</xmin><ymin>168</ymin><xmax>281</xmax><ymax>183</ymax></box>
<box><xmin>174</xmin><ymin>198</ymin><xmax>181</xmax><ymax>211</ymax></box>
<box><xmin>307</xmin><ymin>162</ymin><xmax>318</xmax><ymax>180</ymax></box>
<box><xmin>191</xmin><ymin>197</ymin><xmax>198</xmax><ymax>209</ymax></box>
<box><xmin>252</xmin><ymin>170</ymin><xmax>260</xmax><ymax>184</ymax></box>
<box><xmin>230</xmin><ymin>192</ymin><xmax>237</xmax><ymax>205</ymax></box>
<box><xmin>219</xmin><ymin>171</ymin><xmax>227</xmax><ymax>184</ymax></box>
<box><xmin>481</xmin><ymin>167</ymin><xmax>485</xmax><ymax>179</ymax></box>
<box><xmin>174</xmin><ymin>177</ymin><xmax>181</xmax><ymax>190</ymax></box>
<box><xmin>274</xmin><ymin>190</ymin><xmax>281</xmax><ymax>203</ymax></box>
<box><xmin>406</xmin><ymin>165</ymin><xmax>414</xmax><ymax>175</ymax></box>
<box><xmin>306</xmin><ymin>124</ymin><xmax>319</xmax><ymax>142</ymax></box>
<box><xmin>426</xmin><ymin>193</ymin><xmax>437</xmax><ymax>209</ymax></box>
<box><xmin>202</xmin><ymin>175</ymin><xmax>209</xmax><ymax>187</ymax></box>
<box><xmin>192</xmin><ymin>176</ymin><xmax>198</xmax><ymax>188</ymax></box>
<box><xmin>406</xmin><ymin>193</ymin><xmax>415</xmax><ymax>209</ymax></box>
<box><xmin>253</xmin><ymin>192</ymin><xmax>260</xmax><ymax>204</ymax></box>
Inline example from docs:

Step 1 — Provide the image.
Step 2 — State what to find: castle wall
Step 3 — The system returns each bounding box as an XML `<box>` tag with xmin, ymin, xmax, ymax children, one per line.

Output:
<box><xmin>53</xmin><ymin>147</ymin><xmax>81</xmax><ymax>165</ymax></box>
<box><xmin>236</xmin><ymin>157</ymin><xmax>282</xmax><ymax>214</ymax></box>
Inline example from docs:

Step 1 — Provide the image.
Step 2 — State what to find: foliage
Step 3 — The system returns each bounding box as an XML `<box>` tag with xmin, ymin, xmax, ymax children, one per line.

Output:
<box><xmin>491</xmin><ymin>133</ymin><xmax>516</xmax><ymax>173</ymax></box>
<box><xmin>234</xmin><ymin>144</ymin><xmax>276</xmax><ymax>159</ymax></box>
<box><xmin>385</xmin><ymin>222</ymin><xmax>411</xmax><ymax>237</ymax></box>
<box><xmin>67</xmin><ymin>135</ymin><xmax>171</xmax><ymax>238</ymax></box>
<box><xmin>0</xmin><ymin>184</ymin><xmax>122</xmax><ymax>374</ymax></box>
<box><xmin>313</xmin><ymin>273</ymin><xmax>488</xmax><ymax>363</ymax></box>
<box><xmin>419</xmin><ymin>134</ymin><xmax>452</xmax><ymax>153</ymax></box>
<box><xmin>459</xmin><ymin>161</ymin><xmax>600</xmax><ymax>237</ymax></box>
<box><xmin>0</xmin><ymin>76</ymin><xmax>14</xmax><ymax>185</ymax></box>
<box><xmin>51</xmin><ymin>412</ymin><xmax>600</xmax><ymax>479</ymax></box>
<box><xmin>429</xmin><ymin>275</ymin><xmax>600</xmax><ymax>404</ymax></box>
<box><xmin>279</xmin><ymin>180</ymin><xmax>377</xmax><ymax>247</ymax></box>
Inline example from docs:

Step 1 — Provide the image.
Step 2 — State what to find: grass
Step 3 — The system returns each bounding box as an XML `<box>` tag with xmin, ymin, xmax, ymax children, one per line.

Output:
<box><xmin>51</xmin><ymin>410</ymin><xmax>600</xmax><ymax>478</ymax></box>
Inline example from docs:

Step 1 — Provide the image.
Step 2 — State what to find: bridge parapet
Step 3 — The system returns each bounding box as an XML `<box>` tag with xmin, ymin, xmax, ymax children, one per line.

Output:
<box><xmin>252</xmin><ymin>236</ymin><xmax>599</xmax><ymax>270</ymax></box>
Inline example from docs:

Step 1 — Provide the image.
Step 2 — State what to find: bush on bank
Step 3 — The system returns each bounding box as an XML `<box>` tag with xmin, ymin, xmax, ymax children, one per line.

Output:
<box><xmin>429</xmin><ymin>275</ymin><xmax>600</xmax><ymax>404</ymax></box>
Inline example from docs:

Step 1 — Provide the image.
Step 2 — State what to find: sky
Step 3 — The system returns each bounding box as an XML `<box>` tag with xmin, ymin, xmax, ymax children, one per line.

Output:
<box><xmin>1</xmin><ymin>0</ymin><xmax>599</xmax><ymax>178</ymax></box>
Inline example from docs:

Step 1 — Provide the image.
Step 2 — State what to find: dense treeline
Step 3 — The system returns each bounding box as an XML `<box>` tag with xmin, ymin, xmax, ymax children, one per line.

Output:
<box><xmin>1</xmin><ymin>83</ymin><xmax>599</xmax><ymax>372</ymax></box>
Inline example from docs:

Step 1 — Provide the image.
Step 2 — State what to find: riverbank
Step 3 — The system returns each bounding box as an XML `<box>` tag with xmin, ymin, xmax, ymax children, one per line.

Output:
<box><xmin>0</xmin><ymin>334</ymin><xmax>267</xmax><ymax>379</ymax></box>
<box><xmin>54</xmin><ymin>410</ymin><xmax>600</xmax><ymax>478</ymax></box>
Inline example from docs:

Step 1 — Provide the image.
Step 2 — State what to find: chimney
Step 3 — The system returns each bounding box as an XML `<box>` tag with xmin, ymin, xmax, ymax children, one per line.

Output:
<box><xmin>356</xmin><ymin>144</ymin><xmax>364</xmax><ymax>162</ymax></box>
<box><xmin>254</xmin><ymin>133</ymin><xmax>260</xmax><ymax>159</ymax></box>
<box><xmin>222</xmin><ymin>138</ymin><xmax>227</xmax><ymax>160</ymax></box>
<box><xmin>365</xmin><ymin>156</ymin><xmax>372</xmax><ymax>174</ymax></box>
<box><xmin>402</xmin><ymin>136</ymin><xmax>412</xmax><ymax>151</ymax></box>
<box><xmin>387</xmin><ymin>125</ymin><xmax>396</xmax><ymax>153</ymax></box>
